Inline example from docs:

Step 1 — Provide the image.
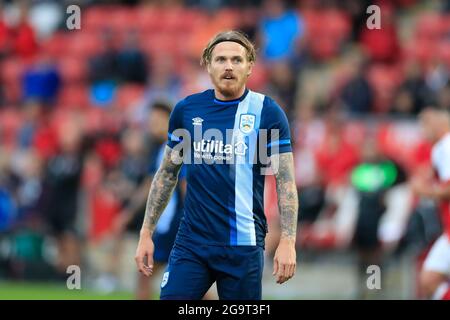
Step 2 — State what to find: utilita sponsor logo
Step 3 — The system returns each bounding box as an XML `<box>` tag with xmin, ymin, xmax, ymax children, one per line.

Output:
<box><xmin>193</xmin><ymin>139</ymin><xmax>247</xmax><ymax>161</ymax></box>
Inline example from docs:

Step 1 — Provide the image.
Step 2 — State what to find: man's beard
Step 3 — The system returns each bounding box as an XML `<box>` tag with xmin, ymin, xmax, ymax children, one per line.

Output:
<box><xmin>218</xmin><ymin>85</ymin><xmax>236</xmax><ymax>98</ymax></box>
<box><xmin>214</xmin><ymin>77</ymin><xmax>244</xmax><ymax>98</ymax></box>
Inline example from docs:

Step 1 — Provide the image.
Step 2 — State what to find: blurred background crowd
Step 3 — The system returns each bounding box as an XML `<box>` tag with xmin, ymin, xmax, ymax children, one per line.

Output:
<box><xmin>0</xmin><ymin>0</ymin><xmax>449</xmax><ymax>299</ymax></box>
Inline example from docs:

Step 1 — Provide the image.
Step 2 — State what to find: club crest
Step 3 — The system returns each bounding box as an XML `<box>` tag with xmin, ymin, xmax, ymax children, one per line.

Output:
<box><xmin>239</xmin><ymin>114</ymin><xmax>255</xmax><ymax>134</ymax></box>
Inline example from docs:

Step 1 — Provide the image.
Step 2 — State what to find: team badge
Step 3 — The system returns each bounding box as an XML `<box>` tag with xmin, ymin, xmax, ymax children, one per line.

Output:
<box><xmin>161</xmin><ymin>271</ymin><xmax>169</xmax><ymax>288</ymax></box>
<box><xmin>239</xmin><ymin>114</ymin><xmax>255</xmax><ymax>134</ymax></box>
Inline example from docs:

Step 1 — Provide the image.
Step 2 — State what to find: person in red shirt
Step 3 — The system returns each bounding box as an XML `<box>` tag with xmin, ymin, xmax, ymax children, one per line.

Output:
<box><xmin>412</xmin><ymin>107</ymin><xmax>450</xmax><ymax>300</ymax></box>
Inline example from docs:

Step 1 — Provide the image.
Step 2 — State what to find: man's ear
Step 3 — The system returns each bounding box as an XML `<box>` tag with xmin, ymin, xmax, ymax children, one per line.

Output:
<box><xmin>247</xmin><ymin>62</ymin><xmax>254</xmax><ymax>77</ymax></box>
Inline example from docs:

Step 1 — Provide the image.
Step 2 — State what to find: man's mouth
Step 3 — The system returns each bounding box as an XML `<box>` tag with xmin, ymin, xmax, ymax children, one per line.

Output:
<box><xmin>222</xmin><ymin>75</ymin><xmax>235</xmax><ymax>80</ymax></box>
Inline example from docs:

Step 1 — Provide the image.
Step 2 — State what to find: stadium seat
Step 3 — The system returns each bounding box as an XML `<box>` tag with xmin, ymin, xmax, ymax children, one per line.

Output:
<box><xmin>404</xmin><ymin>39</ymin><xmax>438</xmax><ymax>67</ymax></box>
<box><xmin>58</xmin><ymin>56</ymin><xmax>87</xmax><ymax>84</ymax></box>
<box><xmin>0</xmin><ymin>58</ymin><xmax>24</xmax><ymax>84</ymax></box>
<box><xmin>115</xmin><ymin>84</ymin><xmax>145</xmax><ymax>110</ymax></box>
<box><xmin>40</xmin><ymin>32</ymin><xmax>68</xmax><ymax>58</ymax></box>
<box><xmin>415</xmin><ymin>13</ymin><xmax>445</xmax><ymax>41</ymax></box>
<box><xmin>64</xmin><ymin>31</ymin><xmax>101</xmax><ymax>58</ymax></box>
<box><xmin>0</xmin><ymin>108</ymin><xmax>23</xmax><ymax>149</ymax></box>
<box><xmin>84</xmin><ymin>6</ymin><xmax>118</xmax><ymax>31</ymax></box>
<box><xmin>438</xmin><ymin>41</ymin><xmax>450</xmax><ymax>67</ymax></box>
<box><xmin>57</xmin><ymin>85</ymin><xmax>90</xmax><ymax>109</ymax></box>
<box><xmin>135</xmin><ymin>6</ymin><xmax>165</xmax><ymax>32</ymax></box>
<box><xmin>303</xmin><ymin>9</ymin><xmax>351</xmax><ymax>61</ymax></box>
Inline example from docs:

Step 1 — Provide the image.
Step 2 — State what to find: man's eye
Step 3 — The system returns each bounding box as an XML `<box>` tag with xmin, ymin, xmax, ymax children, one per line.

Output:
<box><xmin>233</xmin><ymin>58</ymin><xmax>242</xmax><ymax>63</ymax></box>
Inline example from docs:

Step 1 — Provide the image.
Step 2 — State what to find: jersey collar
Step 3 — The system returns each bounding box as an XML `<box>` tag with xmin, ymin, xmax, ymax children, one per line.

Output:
<box><xmin>213</xmin><ymin>88</ymin><xmax>249</xmax><ymax>105</ymax></box>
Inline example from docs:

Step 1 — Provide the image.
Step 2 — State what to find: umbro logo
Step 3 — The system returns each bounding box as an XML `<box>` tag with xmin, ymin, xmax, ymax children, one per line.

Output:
<box><xmin>192</xmin><ymin>117</ymin><xmax>204</xmax><ymax>126</ymax></box>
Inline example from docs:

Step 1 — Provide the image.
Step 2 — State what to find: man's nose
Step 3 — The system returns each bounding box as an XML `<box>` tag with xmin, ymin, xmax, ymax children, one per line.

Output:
<box><xmin>225</xmin><ymin>59</ymin><xmax>233</xmax><ymax>70</ymax></box>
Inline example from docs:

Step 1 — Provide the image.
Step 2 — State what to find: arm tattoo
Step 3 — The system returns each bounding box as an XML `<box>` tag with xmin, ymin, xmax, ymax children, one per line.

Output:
<box><xmin>141</xmin><ymin>146</ymin><xmax>183</xmax><ymax>234</ymax></box>
<box><xmin>272</xmin><ymin>152</ymin><xmax>299</xmax><ymax>240</ymax></box>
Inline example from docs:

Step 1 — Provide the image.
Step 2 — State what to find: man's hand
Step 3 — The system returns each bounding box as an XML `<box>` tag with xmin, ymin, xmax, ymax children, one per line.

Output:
<box><xmin>273</xmin><ymin>238</ymin><xmax>296</xmax><ymax>284</ymax></box>
<box><xmin>135</xmin><ymin>230</ymin><xmax>154</xmax><ymax>277</ymax></box>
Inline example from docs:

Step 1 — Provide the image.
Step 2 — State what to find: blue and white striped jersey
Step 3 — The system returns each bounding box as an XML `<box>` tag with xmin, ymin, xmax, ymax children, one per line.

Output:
<box><xmin>167</xmin><ymin>88</ymin><xmax>291</xmax><ymax>248</ymax></box>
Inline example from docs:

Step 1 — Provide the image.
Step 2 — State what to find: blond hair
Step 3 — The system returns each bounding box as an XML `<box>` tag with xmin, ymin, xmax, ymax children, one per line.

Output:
<box><xmin>200</xmin><ymin>30</ymin><xmax>256</xmax><ymax>66</ymax></box>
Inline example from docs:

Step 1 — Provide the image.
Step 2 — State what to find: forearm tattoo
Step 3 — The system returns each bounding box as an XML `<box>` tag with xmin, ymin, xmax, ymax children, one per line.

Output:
<box><xmin>272</xmin><ymin>152</ymin><xmax>299</xmax><ymax>240</ymax></box>
<box><xmin>141</xmin><ymin>146</ymin><xmax>182</xmax><ymax>233</ymax></box>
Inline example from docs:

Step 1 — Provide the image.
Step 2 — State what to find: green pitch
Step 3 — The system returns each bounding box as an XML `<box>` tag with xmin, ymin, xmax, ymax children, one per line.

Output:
<box><xmin>0</xmin><ymin>281</ymin><xmax>134</xmax><ymax>300</ymax></box>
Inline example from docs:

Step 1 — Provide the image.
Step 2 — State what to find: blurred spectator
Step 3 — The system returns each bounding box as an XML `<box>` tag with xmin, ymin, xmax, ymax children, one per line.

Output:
<box><xmin>116</xmin><ymin>29</ymin><xmax>149</xmax><ymax>85</ymax></box>
<box><xmin>129</xmin><ymin>56</ymin><xmax>183</xmax><ymax>127</ymax></box>
<box><xmin>42</xmin><ymin>120</ymin><xmax>85</xmax><ymax>274</ymax></box>
<box><xmin>399</xmin><ymin>62</ymin><xmax>433</xmax><ymax>114</ymax></box>
<box><xmin>0</xmin><ymin>152</ymin><xmax>16</xmax><ymax>233</ymax></box>
<box><xmin>343</xmin><ymin>0</ymin><xmax>373</xmax><ymax>41</ymax></box>
<box><xmin>425</xmin><ymin>59</ymin><xmax>449</xmax><ymax>93</ymax></box>
<box><xmin>265</xmin><ymin>61</ymin><xmax>297</xmax><ymax>118</ymax></box>
<box><xmin>338</xmin><ymin>54</ymin><xmax>373</xmax><ymax>114</ymax></box>
<box><xmin>315</xmin><ymin>112</ymin><xmax>360</xmax><ymax>187</ymax></box>
<box><xmin>237</xmin><ymin>6</ymin><xmax>260</xmax><ymax>43</ymax></box>
<box><xmin>28</xmin><ymin>1</ymin><xmax>63</xmax><ymax>40</ymax></box>
<box><xmin>11</xmin><ymin>2</ymin><xmax>38</xmax><ymax>61</ymax></box>
<box><xmin>21</xmin><ymin>54</ymin><xmax>61</xmax><ymax>106</ymax></box>
<box><xmin>88</xmin><ymin>28</ymin><xmax>118</xmax><ymax>84</ymax></box>
<box><xmin>9</xmin><ymin>149</ymin><xmax>45</xmax><ymax>228</ymax></box>
<box><xmin>350</xmin><ymin>137</ymin><xmax>409</xmax><ymax>299</ymax></box>
<box><xmin>0</xmin><ymin>6</ymin><xmax>11</xmax><ymax>58</ymax></box>
<box><xmin>118</xmin><ymin>128</ymin><xmax>148</xmax><ymax>193</ymax></box>
<box><xmin>437</xmin><ymin>83</ymin><xmax>450</xmax><ymax>111</ymax></box>
<box><xmin>259</xmin><ymin>0</ymin><xmax>304</xmax><ymax>62</ymax></box>
<box><xmin>389</xmin><ymin>88</ymin><xmax>415</xmax><ymax>117</ymax></box>
<box><xmin>294</xmin><ymin>103</ymin><xmax>325</xmax><ymax>224</ymax></box>
<box><xmin>17</xmin><ymin>101</ymin><xmax>41</xmax><ymax>149</ymax></box>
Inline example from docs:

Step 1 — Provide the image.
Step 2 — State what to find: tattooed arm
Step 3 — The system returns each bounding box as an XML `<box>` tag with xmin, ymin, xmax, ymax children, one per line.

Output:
<box><xmin>271</xmin><ymin>152</ymin><xmax>298</xmax><ymax>284</ymax></box>
<box><xmin>135</xmin><ymin>146</ymin><xmax>183</xmax><ymax>276</ymax></box>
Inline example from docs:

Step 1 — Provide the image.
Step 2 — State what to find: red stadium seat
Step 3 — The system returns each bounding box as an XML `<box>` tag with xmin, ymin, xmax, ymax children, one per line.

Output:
<box><xmin>404</xmin><ymin>39</ymin><xmax>438</xmax><ymax>67</ymax></box>
<box><xmin>135</xmin><ymin>6</ymin><xmax>165</xmax><ymax>32</ymax></box>
<box><xmin>58</xmin><ymin>56</ymin><xmax>87</xmax><ymax>83</ymax></box>
<box><xmin>303</xmin><ymin>9</ymin><xmax>351</xmax><ymax>61</ymax></box>
<box><xmin>84</xmin><ymin>6</ymin><xmax>118</xmax><ymax>31</ymax></box>
<box><xmin>108</xmin><ymin>8</ymin><xmax>136</xmax><ymax>32</ymax></box>
<box><xmin>115</xmin><ymin>84</ymin><xmax>145</xmax><ymax>110</ymax></box>
<box><xmin>41</xmin><ymin>32</ymin><xmax>68</xmax><ymax>58</ymax></box>
<box><xmin>0</xmin><ymin>58</ymin><xmax>24</xmax><ymax>84</ymax></box>
<box><xmin>415</xmin><ymin>13</ymin><xmax>445</xmax><ymax>41</ymax></box>
<box><xmin>0</xmin><ymin>108</ymin><xmax>23</xmax><ymax>149</ymax></box>
<box><xmin>64</xmin><ymin>31</ymin><xmax>101</xmax><ymax>58</ymax></box>
<box><xmin>57</xmin><ymin>85</ymin><xmax>90</xmax><ymax>109</ymax></box>
<box><xmin>142</xmin><ymin>33</ymin><xmax>178</xmax><ymax>58</ymax></box>
<box><xmin>83</xmin><ymin>107</ymin><xmax>107</xmax><ymax>133</ymax></box>
<box><xmin>438</xmin><ymin>40</ymin><xmax>450</xmax><ymax>67</ymax></box>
